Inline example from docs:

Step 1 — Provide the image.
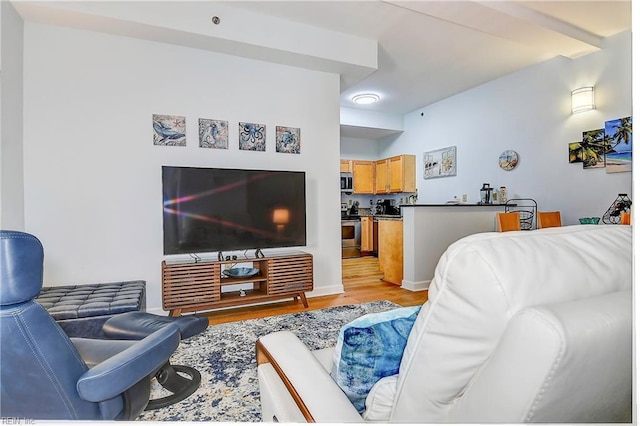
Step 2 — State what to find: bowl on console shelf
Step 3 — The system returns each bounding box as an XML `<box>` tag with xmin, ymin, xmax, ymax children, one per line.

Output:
<box><xmin>579</xmin><ymin>217</ymin><xmax>600</xmax><ymax>225</ymax></box>
<box><xmin>223</xmin><ymin>267</ymin><xmax>260</xmax><ymax>278</ymax></box>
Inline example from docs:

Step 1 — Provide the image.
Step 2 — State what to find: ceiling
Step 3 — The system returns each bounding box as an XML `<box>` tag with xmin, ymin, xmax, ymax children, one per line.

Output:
<box><xmin>224</xmin><ymin>1</ymin><xmax>631</xmax><ymax>116</ymax></box>
<box><xmin>13</xmin><ymin>1</ymin><xmax>632</xmax><ymax>138</ymax></box>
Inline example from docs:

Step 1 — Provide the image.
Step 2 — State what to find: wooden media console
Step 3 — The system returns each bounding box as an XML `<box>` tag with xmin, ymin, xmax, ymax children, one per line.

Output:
<box><xmin>162</xmin><ymin>251</ymin><xmax>313</xmax><ymax>316</ymax></box>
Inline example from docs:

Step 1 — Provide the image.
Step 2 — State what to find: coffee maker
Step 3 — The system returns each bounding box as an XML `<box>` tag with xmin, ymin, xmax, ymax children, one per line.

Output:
<box><xmin>376</xmin><ymin>199</ymin><xmax>400</xmax><ymax>215</ymax></box>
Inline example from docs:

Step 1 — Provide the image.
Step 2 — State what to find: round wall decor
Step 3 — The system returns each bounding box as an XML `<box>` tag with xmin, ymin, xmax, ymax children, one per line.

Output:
<box><xmin>499</xmin><ymin>150</ymin><xmax>519</xmax><ymax>171</ymax></box>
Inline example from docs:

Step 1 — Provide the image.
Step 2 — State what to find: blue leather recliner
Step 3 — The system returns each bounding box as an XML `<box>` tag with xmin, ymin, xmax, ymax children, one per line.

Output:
<box><xmin>0</xmin><ymin>230</ymin><xmax>181</xmax><ymax>420</ymax></box>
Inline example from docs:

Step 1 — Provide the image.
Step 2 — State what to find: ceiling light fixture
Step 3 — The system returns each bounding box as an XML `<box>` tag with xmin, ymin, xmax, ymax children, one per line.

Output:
<box><xmin>352</xmin><ymin>93</ymin><xmax>380</xmax><ymax>105</ymax></box>
<box><xmin>571</xmin><ymin>86</ymin><xmax>595</xmax><ymax>114</ymax></box>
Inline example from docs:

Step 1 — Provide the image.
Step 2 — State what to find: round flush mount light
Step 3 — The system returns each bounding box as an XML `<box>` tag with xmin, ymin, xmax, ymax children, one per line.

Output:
<box><xmin>352</xmin><ymin>93</ymin><xmax>380</xmax><ymax>105</ymax></box>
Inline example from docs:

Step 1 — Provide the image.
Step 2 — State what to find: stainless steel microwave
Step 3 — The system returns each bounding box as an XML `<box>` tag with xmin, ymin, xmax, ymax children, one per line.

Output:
<box><xmin>340</xmin><ymin>173</ymin><xmax>353</xmax><ymax>192</ymax></box>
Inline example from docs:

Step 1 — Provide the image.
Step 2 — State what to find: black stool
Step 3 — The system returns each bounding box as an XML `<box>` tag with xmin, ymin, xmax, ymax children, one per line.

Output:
<box><xmin>103</xmin><ymin>312</ymin><xmax>209</xmax><ymax>410</ymax></box>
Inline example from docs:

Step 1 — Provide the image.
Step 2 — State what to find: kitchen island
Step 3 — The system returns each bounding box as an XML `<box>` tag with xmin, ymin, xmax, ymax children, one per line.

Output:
<box><xmin>400</xmin><ymin>203</ymin><xmax>512</xmax><ymax>291</ymax></box>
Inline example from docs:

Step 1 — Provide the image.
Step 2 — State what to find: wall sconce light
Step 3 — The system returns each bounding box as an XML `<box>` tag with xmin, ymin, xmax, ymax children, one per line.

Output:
<box><xmin>571</xmin><ymin>86</ymin><xmax>595</xmax><ymax>114</ymax></box>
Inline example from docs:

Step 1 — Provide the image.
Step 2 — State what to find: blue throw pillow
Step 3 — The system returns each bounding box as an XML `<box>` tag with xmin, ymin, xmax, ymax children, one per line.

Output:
<box><xmin>330</xmin><ymin>306</ymin><xmax>421</xmax><ymax>413</ymax></box>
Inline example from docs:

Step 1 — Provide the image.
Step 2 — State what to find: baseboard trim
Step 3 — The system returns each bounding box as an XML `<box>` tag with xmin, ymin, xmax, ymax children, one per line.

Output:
<box><xmin>401</xmin><ymin>279</ymin><xmax>430</xmax><ymax>292</ymax></box>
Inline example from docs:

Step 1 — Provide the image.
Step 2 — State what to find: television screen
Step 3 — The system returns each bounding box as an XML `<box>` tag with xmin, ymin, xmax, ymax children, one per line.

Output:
<box><xmin>162</xmin><ymin>166</ymin><xmax>307</xmax><ymax>255</ymax></box>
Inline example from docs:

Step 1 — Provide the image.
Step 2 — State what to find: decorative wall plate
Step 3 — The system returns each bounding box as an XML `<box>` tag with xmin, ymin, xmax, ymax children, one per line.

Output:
<box><xmin>499</xmin><ymin>150</ymin><xmax>519</xmax><ymax>171</ymax></box>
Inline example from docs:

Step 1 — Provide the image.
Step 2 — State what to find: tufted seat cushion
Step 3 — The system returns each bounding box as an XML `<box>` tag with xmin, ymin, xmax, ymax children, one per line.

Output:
<box><xmin>36</xmin><ymin>281</ymin><xmax>146</xmax><ymax>338</ymax></box>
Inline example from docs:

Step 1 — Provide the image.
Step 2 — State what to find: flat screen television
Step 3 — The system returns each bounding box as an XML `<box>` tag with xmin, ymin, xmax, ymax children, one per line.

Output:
<box><xmin>162</xmin><ymin>166</ymin><xmax>307</xmax><ymax>255</ymax></box>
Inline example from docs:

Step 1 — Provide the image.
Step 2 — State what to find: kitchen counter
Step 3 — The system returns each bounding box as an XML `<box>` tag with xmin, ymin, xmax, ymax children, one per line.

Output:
<box><xmin>373</xmin><ymin>215</ymin><xmax>403</xmax><ymax>220</ymax></box>
<box><xmin>400</xmin><ymin>203</ymin><xmax>515</xmax><ymax>208</ymax></box>
<box><xmin>401</xmin><ymin>204</ymin><xmax>508</xmax><ymax>292</ymax></box>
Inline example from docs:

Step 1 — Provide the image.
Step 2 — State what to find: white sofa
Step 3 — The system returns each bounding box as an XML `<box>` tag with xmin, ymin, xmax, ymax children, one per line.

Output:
<box><xmin>256</xmin><ymin>225</ymin><xmax>632</xmax><ymax>423</ymax></box>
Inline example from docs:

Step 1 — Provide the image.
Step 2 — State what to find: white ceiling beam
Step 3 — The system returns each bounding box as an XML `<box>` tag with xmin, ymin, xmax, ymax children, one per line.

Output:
<box><xmin>12</xmin><ymin>1</ymin><xmax>379</xmax><ymax>87</ymax></box>
<box><xmin>477</xmin><ymin>1</ymin><xmax>602</xmax><ymax>50</ymax></box>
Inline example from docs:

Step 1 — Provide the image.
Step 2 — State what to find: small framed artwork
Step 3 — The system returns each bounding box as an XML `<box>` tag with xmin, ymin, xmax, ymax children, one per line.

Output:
<box><xmin>424</xmin><ymin>146</ymin><xmax>456</xmax><ymax>179</ymax></box>
<box><xmin>582</xmin><ymin>128</ymin><xmax>605</xmax><ymax>169</ymax></box>
<box><xmin>568</xmin><ymin>142</ymin><xmax>584</xmax><ymax>163</ymax></box>
<box><xmin>153</xmin><ymin>114</ymin><xmax>186</xmax><ymax>146</ymax></box>
<box><xmin>604</xmin><ymin>116</ymin><xmax>632</xmax><ymax>173</ymax></box>
<box><xmin>239</xmin><ymin>122</ymin><xmax>266</xmax><ymax>151</ymax></box>
<box><xmin>276</xmin><ymin>126</ymin><xmax>301</xmax><ymax>154</ymax></box>
<box><xmin>199</xmin><ymin>118</ymin><xmax>228</xmax><ymax>149</ymax></box>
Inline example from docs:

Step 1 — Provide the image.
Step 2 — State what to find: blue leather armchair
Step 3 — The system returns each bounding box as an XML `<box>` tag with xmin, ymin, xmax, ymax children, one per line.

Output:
<box><xmin>0</xmin><ymin>230</ymin><xmax>181</xmax><ymax>420</ymax></box>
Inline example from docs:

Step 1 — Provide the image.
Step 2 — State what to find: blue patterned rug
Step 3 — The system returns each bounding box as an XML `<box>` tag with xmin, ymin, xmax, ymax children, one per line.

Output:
<box><xmin>138</xmin><ymin>300</ymin><xmax>400</xmax><ymax>422</ymax></box>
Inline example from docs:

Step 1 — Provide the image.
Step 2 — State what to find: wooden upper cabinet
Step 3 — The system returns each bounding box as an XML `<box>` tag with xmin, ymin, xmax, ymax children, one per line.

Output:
<box><xmin>352</xmin><ymin>160</ymin><xmax>375</xmax><ymax>194</ymax></box>
<box><xmin>389</xmin><ymin>155</ymin><xmax>416</xmax><ymax>193</ymax></box>
<box><xmin>340</xmin><ymin>159</ymin><xmax>352</xmax><ymax>173</ymax></box>
<box><xmin>375</xmin><ymin>160</ymin><xmax>389</xmax><ymax>194</ymax></box>
<box><xmin>375</xmin><ymin>154</ymin><xmax>416</xmax><ymax>194</ymax></box>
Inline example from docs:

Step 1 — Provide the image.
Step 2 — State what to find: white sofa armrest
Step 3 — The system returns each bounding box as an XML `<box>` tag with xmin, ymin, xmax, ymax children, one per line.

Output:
<box><xmin>256</xmin><ymin>331</ymin><xmax>363</xmax><ymax>423</ymax></box>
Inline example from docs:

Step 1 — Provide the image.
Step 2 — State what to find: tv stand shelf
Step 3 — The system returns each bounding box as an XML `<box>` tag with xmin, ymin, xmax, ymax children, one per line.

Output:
<box><xmin>161</xmin><ymin>251</ymin><xmax>313</xmax><ymax>317</ymax></box>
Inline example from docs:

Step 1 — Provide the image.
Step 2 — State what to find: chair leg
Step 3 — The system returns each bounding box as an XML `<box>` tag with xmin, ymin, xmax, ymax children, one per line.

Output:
<box><xmin>145</xmin><ymin>361</ymin><xmax>201</xmax><ymax>410</ymax></box>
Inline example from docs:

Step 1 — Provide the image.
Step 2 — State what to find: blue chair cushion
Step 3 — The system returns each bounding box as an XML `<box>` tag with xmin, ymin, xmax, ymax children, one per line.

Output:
<box><xmin>330</xmin><ymin>306</ymin><xmax>421</xmax><ymax>412</ymax></box>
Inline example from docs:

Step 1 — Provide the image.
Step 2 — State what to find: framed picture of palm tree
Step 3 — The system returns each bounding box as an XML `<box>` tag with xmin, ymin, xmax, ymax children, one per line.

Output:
<box><xmin>568</xmin><ymin>142</ymin><xmax>584</xmax><ymax>164</ymax></box>
<box><xmin>581</xmin><ymin>128</ymin><xmax>605</xmax><ymax>169</ymax></box>
<box><xmin>604</xmin><ymin>116</ymin><xmax>632</xmax><ymax>173</ymax></box>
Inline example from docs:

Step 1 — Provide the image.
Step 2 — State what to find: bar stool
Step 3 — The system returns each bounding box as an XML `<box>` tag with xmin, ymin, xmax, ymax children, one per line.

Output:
<box><xmin>496</xmin><ymin>212</ymin><xmax>521</xmax><ymax>232</ymax></box>
<box><xmin>537</xmin><ymin>211</ymin><xmax>562</xmax><ymax>229</ymax></box>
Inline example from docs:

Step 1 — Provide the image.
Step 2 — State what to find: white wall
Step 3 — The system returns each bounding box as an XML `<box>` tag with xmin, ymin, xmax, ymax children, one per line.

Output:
<box><xmin>340</xmin><ymin>136</ymin><xmax>380</xmax><ymax>160</ymax></box>
<box><xmin>0</xmin><ymin>1</ymin><xmax>25</xmax><ymax>230</ymax></box>
<box><xmin>381</xmin><ymin>31</ymin><xmax>632</xmax><ymax>225</ymax></box>
<box><xmin>22</xmin><ymin>22</ymin><xmax>343</xmax><ymax>311</ymax></box>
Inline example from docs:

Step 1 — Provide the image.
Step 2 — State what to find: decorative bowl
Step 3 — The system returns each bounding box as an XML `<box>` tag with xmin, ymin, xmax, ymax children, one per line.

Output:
<box><xmin>579</xmin><ymin>217</ymin><xmax>600</xmax><ymax>225</ymax></box>
<box><xmin>223</xmin><ymin>267</ymin><xmax>259</xmax><ymax>278</ymax></box>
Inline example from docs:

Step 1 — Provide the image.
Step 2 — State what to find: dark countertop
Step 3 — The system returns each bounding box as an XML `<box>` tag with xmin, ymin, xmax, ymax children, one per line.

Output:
<box><xmin>373</xmin><ymin>215</ymin><xmax>403</xmax><ymax>220</ymax></box>
<box><xmin>341</xmin><ymin>214</ymin><xmax>403</xmax><ymax>221</ymax></box>
<box><xmin>400</xmin><ymin>203</ymin><xmax>516</xmax><ymax>208</ymax></box>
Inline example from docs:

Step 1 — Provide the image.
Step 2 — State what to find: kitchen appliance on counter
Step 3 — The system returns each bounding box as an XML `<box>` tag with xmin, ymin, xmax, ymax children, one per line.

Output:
<box><xmin>342</xmin><ymin>201</ymin><xmax>360</xmax><ymax>219</ymax></box>
<box><xmin>375</xmin><ymin>199</ymin><xmax>401</xmax><ymax>216</ymax></box>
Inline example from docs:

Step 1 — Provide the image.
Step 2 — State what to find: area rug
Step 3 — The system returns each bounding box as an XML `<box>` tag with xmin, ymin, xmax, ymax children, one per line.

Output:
<box><xmin>137</xmin><ymin>300</ymin><xmax>401</xmax><ymax>422</ymax></box>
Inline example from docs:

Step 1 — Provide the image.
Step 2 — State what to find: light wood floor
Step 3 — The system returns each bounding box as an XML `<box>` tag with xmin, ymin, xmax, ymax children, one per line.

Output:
<box><xmin>204</xmin><ymin>256</ymin><xmax>428</xmax><ymax>325</ymax></box>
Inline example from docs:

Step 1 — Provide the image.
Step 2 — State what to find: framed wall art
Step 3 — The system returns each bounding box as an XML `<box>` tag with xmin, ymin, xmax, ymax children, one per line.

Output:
<box><xmin>582</xmin><ymin>128</ymin><xmax>605</xmax><ymax>169</ymax></box>
<box><xmin>568</xmin><ymin>142</ymin><xmax>584</xmax><ymax>163</ymax></box>
<box><xmin>604</xmin><ymin>116</ymin><xmax>632</xmax><ymax>173</ymax></box>
<box><xmin>199</xmin><ymin>118</ymin><xmax>228</xmax><ymax>149</ymax></box>
<box><xmin>276</xmin><ymin>126</ymin><xmax>300</xmax><ymax>154</ymax></box>
<box><xmin>424</xmin><ymin>146</ymin><xmax>456</xmax><ymax>179</ymax></box>
<box><xmin>153</xmin><ymin>114</ymin><xmax>186</xmax><ymax>146</ymax></box>
<box><xmin>239</xmin><ymin>122</ymin><xmax>266</xmax><ymax>151</ymax></box>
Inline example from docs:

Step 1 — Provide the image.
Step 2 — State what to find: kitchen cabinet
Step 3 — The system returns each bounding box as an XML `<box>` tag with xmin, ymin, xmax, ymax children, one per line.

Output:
<box><xmin>340</xmin><ymin>159</ymin><xmax>352</xmax><ymax>173</ymax></box>
<box><xmin>378</xmin><ymin>219</ymin><xmax>403</xmax><ymax>285</ymax></box>
<box><xmin>360</xmin><ymin>216</ymin><xmax>374</xmax><ymax>253</ymax></box>
<box><xmin>352</xmin><ymin>160</ymin><xmax>375</xmax><ymax>194</ymax></box>
<box><xmin>375</xmin><ymin>154</ymin><xmax>416</xmax><ymax>194</ymax></box>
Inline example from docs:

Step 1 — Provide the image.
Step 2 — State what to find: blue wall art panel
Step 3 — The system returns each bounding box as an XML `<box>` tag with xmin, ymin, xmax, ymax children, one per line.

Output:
<box><xmin>276</xmin><ymin>126</ymin><xmax>301</xmax><ymax>154</ymax></box>
<box><xmin>153</xmin><ymin>114</ymin><xmax>186</xmax><ymax>146</ymax></box>
<box><xmin>239</xmin><ymin>122</ymin><xmax>266</xmax><ymax>151</ymax></box>
<box><xmin>199</xmin><ymin>118</ymin><xmax>229</xmax><ymax>149</ymax></box>
<box><xmin>605</xmin><ymin>116</ymin><xmax>632</xmax><ymax>174</ymax></box>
